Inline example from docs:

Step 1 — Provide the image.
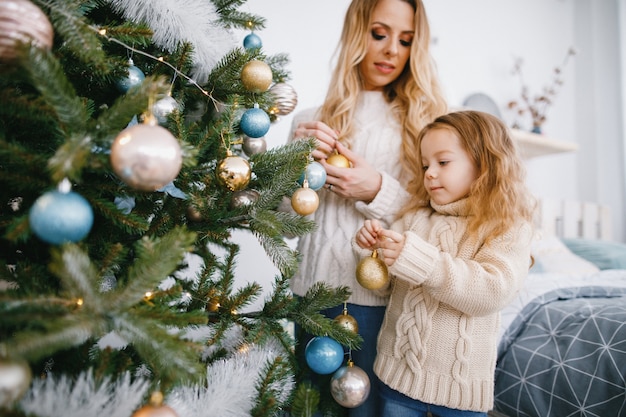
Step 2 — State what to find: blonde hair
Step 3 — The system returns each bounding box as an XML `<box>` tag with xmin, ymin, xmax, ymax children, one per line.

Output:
<box><xmin>318</xmin><ymin>0</ymin><xmax>447</xmax><ymax>174</ymax></box>
<box><xmin>405</xmin><ymin>110</ymin><xmax>536</xmax><ymax>242</ymax></box>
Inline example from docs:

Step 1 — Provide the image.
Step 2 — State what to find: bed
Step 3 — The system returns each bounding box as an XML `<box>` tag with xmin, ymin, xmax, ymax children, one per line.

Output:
<box><xmin>493</xmin><ymin>198</ymin><xmax>626</xmax><ymax>417</ymax></box>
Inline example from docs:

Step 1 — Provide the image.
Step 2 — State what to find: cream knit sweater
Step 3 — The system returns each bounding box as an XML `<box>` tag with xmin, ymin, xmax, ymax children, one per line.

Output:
<box><xmin>368</xmin><ymin>199</ymin><xmax>533</xmax><ymax>412</ymax></box>
<box><xmin>288</xmin><ymin>91</ymin><xmax>410</xmax><ymax>306</ymax></box>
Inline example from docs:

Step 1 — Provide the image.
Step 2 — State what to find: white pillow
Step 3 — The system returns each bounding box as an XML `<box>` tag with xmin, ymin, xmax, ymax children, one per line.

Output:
<box><xmin>531</xmin><ymin>234</ymin><xmax>600</xmax><ymax>275</ymax></box>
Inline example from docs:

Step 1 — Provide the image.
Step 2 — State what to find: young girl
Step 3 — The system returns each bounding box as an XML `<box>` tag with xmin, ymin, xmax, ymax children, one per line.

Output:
<box><xmin>355</xmin><ymin>110</ymin><xmax>535</xmax><ymax>416</ymax></box>
<box><xmin>286</xmin><ymin>0</ymin><xmax>447</xmax><ymax>415</ymax></box>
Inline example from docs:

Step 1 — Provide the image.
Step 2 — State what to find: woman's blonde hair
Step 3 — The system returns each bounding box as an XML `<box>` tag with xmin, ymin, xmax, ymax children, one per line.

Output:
<box><xmin>318</xmin><ymin>0</ymin><xmax>447</xmax><ymax>174</ymax></box>
<box><xmin>405</xmin><ymin>110</ymin><xmax>536</xmax><ymax>241</ymax></box>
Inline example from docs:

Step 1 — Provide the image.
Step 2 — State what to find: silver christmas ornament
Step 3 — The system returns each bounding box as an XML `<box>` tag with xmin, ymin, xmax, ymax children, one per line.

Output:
<box><xmin>0</xmin><ymin>356</ymin><xmax>32</xmax><ymax>407</ymax></box>
<box><xmin>230</xmin><ymin>189</ymin><xmax>260</xmax><ymax>209</ymax></box>
<box><xmin>330</xmin><ymin>361</ymin><xmax>370</xmax><ymax>408</ymax></box>
<box><xmin>269</xmin><ymin>82</ymin><xmax>298</xmax><ymax>116</ymax></box>
<box><xmin>242</xmin><ymin>135</ymin><xmax>267</xmax><ymax>156</ymax></box>
<box><xmin>110</xmin><ymin>119</ymin><xmax>183</xmax><ymax>191</ymax></box>
<box><xmin>152</xmin><ymin>95</ymin><xmax>180</xmax><ymax>125</ymax></box>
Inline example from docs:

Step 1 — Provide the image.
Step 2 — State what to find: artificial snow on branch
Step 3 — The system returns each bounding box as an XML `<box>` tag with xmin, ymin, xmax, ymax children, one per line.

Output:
<box><xmin>105</xmin><ymin>0</ymin><xmax>237</xmax><ymax>82</ymax></box>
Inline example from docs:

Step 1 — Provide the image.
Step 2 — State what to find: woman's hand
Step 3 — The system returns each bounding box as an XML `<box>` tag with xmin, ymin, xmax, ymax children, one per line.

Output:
<box><xmin>293</xmin><ymin>120</ymin><xmax>338</xmax><ymax>161</ymax></box>
<box><xmin>321</xmin><ymin>142</ymin><xmax>382</xmax><ymax>203</ymax></box>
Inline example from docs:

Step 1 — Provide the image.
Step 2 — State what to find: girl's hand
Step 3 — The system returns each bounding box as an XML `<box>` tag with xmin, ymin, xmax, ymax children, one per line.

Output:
<box><xmin>321</xmin><ymin>142</ymin><xmax>382</xmax><ymax>203</ymax></box>
<box><xmin>356</xmin><ymin>219</ymin><xmax>382</xmax><ymax>249</ymax></box>
<box><xmin>376</xmin><ymin>229</ymin><xmax>406</xmax><ymax>266</ymax></box>
<box><xmin>293</xmin><ymin>120</ymin><xmax>338</xmax><ymax>161</ymax></box>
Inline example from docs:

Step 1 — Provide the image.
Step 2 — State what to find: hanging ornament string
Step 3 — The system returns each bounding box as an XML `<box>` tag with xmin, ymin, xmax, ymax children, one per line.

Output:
<box><xmin>90</xmin><ymin>25</ymin><xmax>217</xmax><ymax>107</ymax></box>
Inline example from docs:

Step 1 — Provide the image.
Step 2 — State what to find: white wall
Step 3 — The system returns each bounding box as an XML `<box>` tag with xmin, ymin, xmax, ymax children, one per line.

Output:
<box><xmin>230</xmin><ymin>0</ymin><xmax>624</xmax><ymax>310</ymax></box>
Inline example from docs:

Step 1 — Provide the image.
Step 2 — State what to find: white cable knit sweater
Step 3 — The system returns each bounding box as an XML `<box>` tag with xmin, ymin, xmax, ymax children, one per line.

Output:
<box><xmin>288</xmin><ymin>91</ymin><xmax>410</xmax><ymax>306</ymax></box>
<box><xmin>368</xmin><ymin>199</ymin><xmax>533</xmax><ymax>412</ymax></box>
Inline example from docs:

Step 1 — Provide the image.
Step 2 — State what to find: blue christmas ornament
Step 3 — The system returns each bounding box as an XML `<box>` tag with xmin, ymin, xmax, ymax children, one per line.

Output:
<box><xmin>240</xmin><ymin>106</ymin><xmax>270</xmax><ymax>138</ymax></box>
<box><xmin>305</xmin><ymin>336</ymin><xmax>344</xmax><ymax>375</ymax></box>
<box><xmin>29</xmin><ymin>190</ymin><xmax>94</xmax><ymax>244</ymax></box>
<box><xmin>243</xmin><ymin>33</ymin><xmax>262</xmax><ymax>50</ymax></box>
<box><xmin>298</xmin><ymin>161</ymin><xmax>327</xmax><ymax>191</ymax></box>
<box><xmin>116</xmin><ymin>60</ymin><xmax>145</xmax><ymax>93</ymax></box>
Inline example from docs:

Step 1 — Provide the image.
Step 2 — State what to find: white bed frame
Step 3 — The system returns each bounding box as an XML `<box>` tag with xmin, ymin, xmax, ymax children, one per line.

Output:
<box><xmin>536</xmin><ymin>198</ymin><xmax>612</xmax><ymax>240</ymax></box>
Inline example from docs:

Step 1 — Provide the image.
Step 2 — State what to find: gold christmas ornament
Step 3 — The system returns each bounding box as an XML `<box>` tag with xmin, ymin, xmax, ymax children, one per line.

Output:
<box><xmin>291</xmin><ymin>180</ymin><xmax>319</xmax><ymax>216</ymax></box>
<box><xmin>0</xmin><ymin>356</ymin><xmax>32</xmax><ymax>407</ymax></box>
<box><xmin>110</xmin><ymin>118</ymin><xmax>183</xmax><ymax>191</ymax></box>
<box><xmin>186</xmin><ymin>205</ymin><xmax>203</xmax><ymax>222</ymax></box>
<box><xmin>0</xmin><ymin>0</ymin><xmax>54</xmax><ymax>64</ymax></box>
<box><xmin>334</xmin><ymin>308</ymin><xmax>359</xmax><ymax>334</ymax></box>
<box><xmin>206</xmin><ymin>296</ymin><xmax>220</xmax><ymax>312</ymax></box>
<box><xmin>132</xmin><ymin>391</ymin><xmax>178</xmax><ymax>417</ymax></box>
<box><xmin>241</xmin><ymin>60</ymin><xmax>273</xmax><ymax>93</ymax></box>
<box><xmin>216</xmin><ymin>152</ymin><xmax>252</xmax><ymax>191</ymax></box>
<box><xmin>356</xmin><ymin>250</ymin><xmax>389</xmax><ymax>290</ymax></box>
<box><xmin>269</xmin><ymin>82</ymin><xmax>298</xmax><ymax>116</ymax></box>
<box><xmin>327</xmin><ymin>151</ymin><xmax>350</xmax><ymax>168</ymax></box>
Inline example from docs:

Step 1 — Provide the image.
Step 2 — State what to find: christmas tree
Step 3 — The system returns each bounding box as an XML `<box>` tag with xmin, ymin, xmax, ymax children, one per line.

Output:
<box><xmin>0</xmin><ymin>1</ymin><xmax>360</xmax><ymax>416</ymax></box>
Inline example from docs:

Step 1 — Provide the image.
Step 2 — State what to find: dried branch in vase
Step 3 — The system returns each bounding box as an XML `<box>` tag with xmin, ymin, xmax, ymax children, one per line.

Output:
<box><xmin>507</xmin><ymin>47</ymin><xmax>576</xmax><ymax>134</ymax></box>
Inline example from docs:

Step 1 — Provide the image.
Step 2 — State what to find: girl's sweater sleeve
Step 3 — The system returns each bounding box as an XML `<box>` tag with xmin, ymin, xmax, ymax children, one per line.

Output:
<box><xmin>355</xmin><ymin>171</ymin><xmax>410</xmax><ymax>228</ymax></box>
<box><xmin>390</xmin><ymin>219</ymin><xmax>534</xmax><ymax>317</ymax></box>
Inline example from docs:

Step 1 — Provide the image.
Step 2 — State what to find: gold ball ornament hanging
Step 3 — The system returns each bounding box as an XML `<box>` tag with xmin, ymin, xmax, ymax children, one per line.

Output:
<box><xmin>0</xmin><ymin>0</ymin><xmax>54</xmax><ymax>65</ymax></box>
<box><xmin>216</xmin><ymin>152</ymin><xmax>252</xmax><ymax>191</ymax></box>
<box><xmin>132</xmin><ymin>391</ymin><xmax>178</xmax><ymax>417</ymax></box>
<box><xmin>269</xmin><ymin>82</ymin><xmax>298</xmax><ymax>116</ymax></box>
<box><xmin>291</xmin><ymin>180</ymin><xmax>319</xmax><ymax>216</ymax></box>
<box><xmin>0</xmin><ymin>356</ymin><xmax>32</xmax><ymax>407</ymax></box>
<box><xmin>241</xmin><ymin>60</ymin><xmax>273</xmax><ymax>93</ymax></box>
<box><xmin>110</xmin><ymin>116</ymin><xmax>183</xmax><ymax>191</ymax></box>
<box><xmin>334</xmin><ymin>308</ymin><xmax>359</xmax><ymax>334</ymax></box>
<box><xmin>327</xmin><ymin>151</ymin><xmax>350</xmax><ymax>168</ymax></box>
<box><xmin>356</xmin><ymin>250</ymin><xmax>389</xmax><ymax>290</ymax></box>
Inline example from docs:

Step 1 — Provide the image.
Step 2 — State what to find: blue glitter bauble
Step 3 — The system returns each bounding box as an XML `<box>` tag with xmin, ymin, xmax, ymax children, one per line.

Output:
<box><xmin>298</xmin><ymin>161</ymin><xmax>327</xmax><ymax>191</ymax></box>
<box><xmin>116</xmin><ymin>64</ymin><xmax>145</xmax><ymax>93</ymax></box>
<box><xmin>305</xmin><ymin>336</ymin><xmax>344</xmax><ymax>375</ymax></box>
<box><xmin>240</xmin><ymin>107</ymin><xmax>270</xmax><ymax>138</ymax></box>
<box><xmin>243</xmin><ymin>33</ymin><xmax>262</xmax><ymax>50</ymax></box>
<box><xmin>29</xmin><ymin>190</ymin><xmax>94</xmax><ymax>244</ymax></box>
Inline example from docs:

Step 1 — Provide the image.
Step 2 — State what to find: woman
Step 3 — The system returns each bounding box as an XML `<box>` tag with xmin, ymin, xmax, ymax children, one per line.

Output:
<box><xmin>287</xmin><ymin>0</ymin><xmax>447</xmax><ymax>415</ymax></box>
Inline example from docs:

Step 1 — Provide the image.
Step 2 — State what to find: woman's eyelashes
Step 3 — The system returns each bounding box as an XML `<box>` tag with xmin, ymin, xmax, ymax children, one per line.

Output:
<box><xmin>370</xmin><ymin>29</ymin><xmax>413</xmax><ymax>47</ymax></box>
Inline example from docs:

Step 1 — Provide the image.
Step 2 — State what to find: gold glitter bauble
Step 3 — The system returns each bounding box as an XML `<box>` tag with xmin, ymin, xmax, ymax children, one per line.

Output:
<box><xmin>0</xmin><ymin>0</ymin><xmax>54</xmax><ymax>64</ymax></box>
<box><xmin>216</xmin><ymin>154</ymin><xmax>252</xmax><ymax>191</ymax></box>
<box><xmin>334</xmin><ymin>310</ymin><xmax>359</xmax><ymax>334</ymax></box>
<box><xmin>0</xmin><ymin>356</ymin><xmax>32</xmax><ymax>407</ymax></box>
<box><xmin>110</xmin><ymin>121</ymin><xmax>182</xmax><ymax>191</ymax></box>
<box><xmin>291</xmin><ymin>181</ymin><xmax>319</xmax><ymax>216</ymax></box>
<box><xmin>356</xmin><ymin>250</ymin><xmax>389</xmax><ymax>290</ymax></box>
<box><xmin>241</xmin><ymin>60</ymin><xmax>273</xmax><ymax>93</ymax></box>
<box><xmin>327</xmin><ymin>152</ymin><xmax>350</xmax><ymax>168</ymax></box>
<box><xmin>269</xmin><ymin>82</ymin><xmax>298</xmax><ymax>116</ymax></box>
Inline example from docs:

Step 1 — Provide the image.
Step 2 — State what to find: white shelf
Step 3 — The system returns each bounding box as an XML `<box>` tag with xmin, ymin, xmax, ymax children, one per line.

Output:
<box><xmin>511</xmin><ymin>128</ymin><xmax>578</xmax><ymax>159</ymax></box>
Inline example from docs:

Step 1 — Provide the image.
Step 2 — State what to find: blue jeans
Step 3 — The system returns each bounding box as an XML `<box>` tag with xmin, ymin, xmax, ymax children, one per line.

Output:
<box><xmin>379</xmin><ymin>383</ymin><xmax>488</xmax><ymax>417</ymax></box>
<box><xmin>295</xmin><ymin>303</ymin><xmax>386</xmax><ymax>417</ymax></box>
